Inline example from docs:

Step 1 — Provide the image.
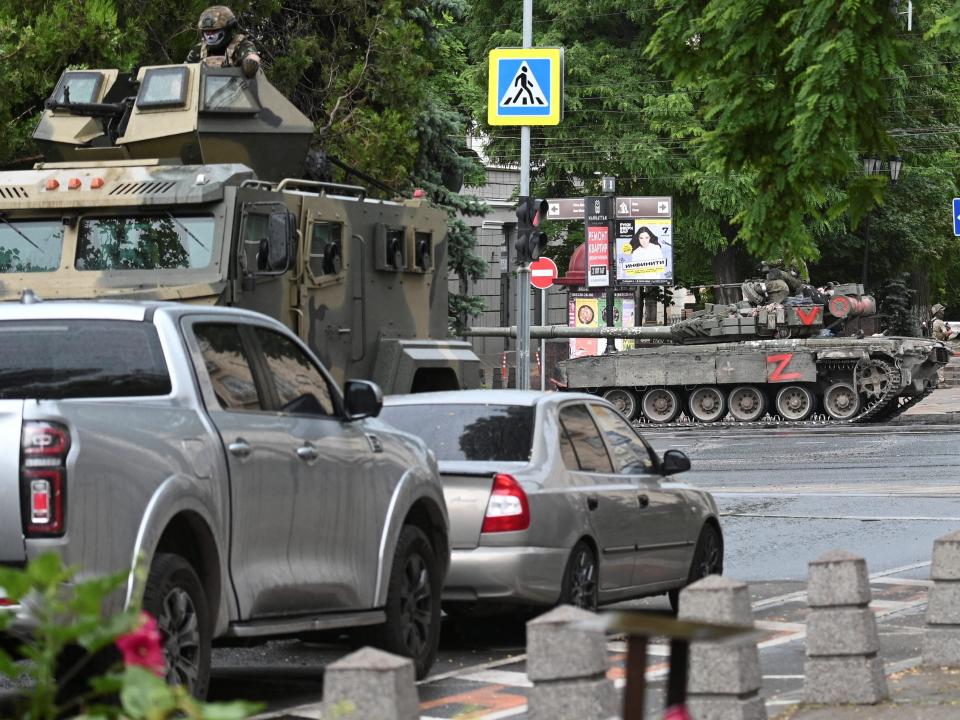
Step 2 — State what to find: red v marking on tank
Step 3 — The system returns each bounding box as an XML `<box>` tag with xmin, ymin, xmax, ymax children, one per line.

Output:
<box><xmin>767</xmin><ymin>353</ymin><xmax>803</xmax><ymax>382</ymax></box>
<box><xmin>796</xmin><ymin>306</ymin><xmax>821</xmax><ymax>326</ymax></box>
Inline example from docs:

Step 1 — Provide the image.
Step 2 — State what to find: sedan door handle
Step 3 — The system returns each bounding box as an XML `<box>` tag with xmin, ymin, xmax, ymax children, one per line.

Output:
<box><xmin>587</xmin><ymin>495</ymin><xmax>599</xmax><ymax>511</ymax></box>
<box><xmin>297</xmin><ymin>444</ymin><xmax>319</xmax><ymax>462</ymax></box>
<box><xmin>637</xmin><ymin>494</ymin><xmax>650</xmax><ymax>509</ymax></box>
<box><xmin>228</xmin><ymin>439</ymin><xmax>251</xmax><ymax>459</ymax></box>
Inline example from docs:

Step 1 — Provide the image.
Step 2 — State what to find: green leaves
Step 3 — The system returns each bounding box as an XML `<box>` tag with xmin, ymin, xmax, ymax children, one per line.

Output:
<box><xmin>648</xmin><ymin>0</ymin><xmax>905</xmax><ymax>261</ymax></box>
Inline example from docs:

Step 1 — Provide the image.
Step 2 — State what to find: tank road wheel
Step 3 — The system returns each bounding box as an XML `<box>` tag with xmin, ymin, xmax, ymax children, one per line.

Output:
<box><xmin>687</xmin><ymin>386</ymin><xmax>726</xmax><ymax>423</ymax></box>
<box><xmin>602</xmin><ymin>388</ymin><xmax>639</xmax><ymax>421</ymax></box>
<box><xmin>774</xmin><ymin>385</ymin><xmax>814</xmax><ymax>421</ymax></box>
<box><xmin>641</xmin><ymin>387</ymin><xmax>681</xmax><ymax>424</ymax></box>
<box><xmin>727</xmin><ymin>385</ymin><xmax>767</xmax><ymax>422</ymax></box>
<box><xmin>823</xmin><ymin>382</ymin><xmax>861</xmax><ymax>420</ymax></box>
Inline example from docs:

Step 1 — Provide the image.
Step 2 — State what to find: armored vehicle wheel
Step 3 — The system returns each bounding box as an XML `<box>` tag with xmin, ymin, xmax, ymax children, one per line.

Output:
<box><xmin>774</xmin><ymin>385</ymin><xmax>814</xmax><ymax>421</ymax></box>
<box><xmin>727</xmin><ymin>385</ymin><xmax>767</xmax><ymax>422</ymax></box>
<box><xmin>823</xmin><ymin>382</ymin><xmax>861</xmax><ymax>420</ymax></box>
<box><xmin>687</xmin><ymin>386</ymin><xmax>726</xmax><ymax>423</ymax></box>
<box><xmin>641</xmin><ymin>387</ymin><xmax>681</xmax><ymax>423</ymax></box>
<box><xmin>602</xmin><ymin>388</ymin><xmax>639</xmax><ymax>421</ymax></box>
<box><xmin>858</xmin><ymin>360</ymin><xmax>892</xmax><ymax>399</ymax></box>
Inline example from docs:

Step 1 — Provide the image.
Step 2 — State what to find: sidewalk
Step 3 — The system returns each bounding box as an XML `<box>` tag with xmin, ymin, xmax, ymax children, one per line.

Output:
<box><xmin>774</xmin><ymin>665</ymin><xmax>960</xmax><ymax>719</ymax></box>
<box><xmin>895</xmin><ymin>386</ymin><xmax>960</xmax><ymax>424</ymax></box>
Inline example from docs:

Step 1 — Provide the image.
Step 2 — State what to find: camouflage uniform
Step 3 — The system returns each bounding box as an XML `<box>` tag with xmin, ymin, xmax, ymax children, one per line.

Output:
<box><xmin>185</xmin><ymin>6</ymin><xmax>260</xmax><ymax>78</ymax></box>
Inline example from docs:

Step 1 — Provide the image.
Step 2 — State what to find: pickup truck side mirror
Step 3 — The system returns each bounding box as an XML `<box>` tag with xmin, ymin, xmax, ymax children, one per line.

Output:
<box><xmin>344</xmin><ymin>379</ymin><xmax>382</xmax><ymax>420</ymax></box>
<box><xmin>661</xmin><ymin>449</ymin><xmax>691</xmax><ymax>476</ymax></box>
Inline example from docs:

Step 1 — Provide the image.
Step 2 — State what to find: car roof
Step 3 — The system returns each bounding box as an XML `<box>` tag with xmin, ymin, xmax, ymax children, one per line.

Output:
<box><xmin>0</xmin><ymin>297</ymin><xmax>288</xmax><ymax>329</ymax></box>
<box><xmin>384</xmin><ymin>389</ymin><xmax>600</xmax><ymax>407</ymax></box>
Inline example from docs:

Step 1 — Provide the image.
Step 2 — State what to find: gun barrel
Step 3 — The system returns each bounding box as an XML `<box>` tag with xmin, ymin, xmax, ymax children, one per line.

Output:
<box><xmin>44</xmin><ymin>100</ymin><xmax>127</xmax><ymax>119</ymax></box>
<box><xmin>462</xmin><ymin>325</ymin><xmax>675</xmax><ymax>339</ymax></box>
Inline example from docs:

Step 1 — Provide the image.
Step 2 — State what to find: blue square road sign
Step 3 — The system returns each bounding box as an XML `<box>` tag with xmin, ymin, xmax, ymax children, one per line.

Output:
<box><xmin>954</xmin><ymin>198</ymin><xmax>960</xmax><ymax>237</ymax></box>
<box><xmin>488</xmin><ymin>48</ymin><xmax>563</xmax><ymax>126</ymax></box>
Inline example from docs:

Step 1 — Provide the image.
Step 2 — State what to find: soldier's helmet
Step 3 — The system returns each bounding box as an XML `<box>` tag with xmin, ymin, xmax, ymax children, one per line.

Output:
<box><xmin>933</xmin><ymin>303</ymin><xmax>946</xmax><ymax>317</ymax></box>
<box><xmin>197</xmin><ymin>6</ymin><xmax>238</xmax><ymax>49</ymax></box>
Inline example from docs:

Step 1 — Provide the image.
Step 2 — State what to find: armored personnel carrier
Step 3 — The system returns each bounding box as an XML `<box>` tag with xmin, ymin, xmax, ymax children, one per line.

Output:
<box><xmin>470</xmin><ymin>267</ymin><xmax>950</xmax><ymax>423</ymax></box>
<box><xmin>0</xmin><ymin>63</ymin><xmax>478</xmax><ymax>393</ymax></box>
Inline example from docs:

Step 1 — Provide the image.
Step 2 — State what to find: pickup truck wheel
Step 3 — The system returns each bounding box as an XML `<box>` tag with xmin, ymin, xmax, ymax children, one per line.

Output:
<box><xmin>372</xmin><ymin>525</ymin><xmax>441</xmax><ymax>680</ymax></box>
<box><xmin>143</xmin><ymin>553</ymin><xmax>211</xmax><ymax>700</ymax></box>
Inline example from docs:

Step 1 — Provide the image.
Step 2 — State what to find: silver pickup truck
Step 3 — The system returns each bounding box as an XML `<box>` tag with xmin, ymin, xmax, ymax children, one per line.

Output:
<box><xmin>0</xmin><ymin>296</ymin><xmax>450</xmax><ymax>695</ymax></box>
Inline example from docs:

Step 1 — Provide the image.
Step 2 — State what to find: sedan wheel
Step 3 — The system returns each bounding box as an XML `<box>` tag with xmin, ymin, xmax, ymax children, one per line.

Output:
<box><xmin>669</xmin><ymin>523</ymin><xmax>723</xmax><ymax>614</ymax></box>
<box><xmin>559</xmin><ymin>541</ymin><xmax>598</xmax><ymax>611</ymax></box>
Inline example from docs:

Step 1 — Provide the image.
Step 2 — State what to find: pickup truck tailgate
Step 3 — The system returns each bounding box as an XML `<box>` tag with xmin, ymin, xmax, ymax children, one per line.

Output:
<box><xmin>0</xmin><ymin>401</ymin><xmax>25</xmax><ymax>562</ymax></box>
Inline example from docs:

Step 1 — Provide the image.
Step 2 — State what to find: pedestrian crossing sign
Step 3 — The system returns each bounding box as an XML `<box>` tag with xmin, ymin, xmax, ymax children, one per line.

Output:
<box><xmin>488</xmin><ymin>47</ymin><xmax>563</xmax><ymax>126</ymax></box>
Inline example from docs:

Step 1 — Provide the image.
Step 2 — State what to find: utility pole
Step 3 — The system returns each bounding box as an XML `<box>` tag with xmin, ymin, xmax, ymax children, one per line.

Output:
<box><xmin>515</xmin><ymin>0</ymin><xmax>534</xmax><ymax>389</ymax></box>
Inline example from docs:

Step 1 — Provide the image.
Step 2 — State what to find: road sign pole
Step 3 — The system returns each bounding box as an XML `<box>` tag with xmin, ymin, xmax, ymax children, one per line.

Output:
<box><xmin>540</xmin><ymin>288</ymin><xmax>546</xmax><ymax>391</ymax></box>
<box><xmin>516</xmin><ymin>0</ymin><xmax>533</xmax><ymax>390</ymax></box>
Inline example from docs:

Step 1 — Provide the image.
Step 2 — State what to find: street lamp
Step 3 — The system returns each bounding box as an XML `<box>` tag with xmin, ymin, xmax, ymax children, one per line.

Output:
<box><xmin>861</xmin><ymin>156</ymin><xmax>903</xmax><ymax>290</ymax></box>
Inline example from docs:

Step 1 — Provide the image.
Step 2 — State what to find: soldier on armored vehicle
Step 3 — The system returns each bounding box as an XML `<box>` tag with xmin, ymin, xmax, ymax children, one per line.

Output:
<box><xmin>185</xmin><ymin>6</ymin><xmax>261</xmax><ymax>78</ymax></box>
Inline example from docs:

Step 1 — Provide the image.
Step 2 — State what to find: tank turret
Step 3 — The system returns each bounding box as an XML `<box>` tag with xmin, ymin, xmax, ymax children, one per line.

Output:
<box><xmin>33</xmin><ymin>64</ymin><xmax>313</xmax><ymax>181</ymax></box>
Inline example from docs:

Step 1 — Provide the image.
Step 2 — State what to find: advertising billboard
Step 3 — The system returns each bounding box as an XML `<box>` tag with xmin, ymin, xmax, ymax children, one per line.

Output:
<box><xmin>615</xmin><ymin>218</ymin><xmax>673</xmax><ymax>285</ymax></box>
<box><xmin>568</xmin><ymin>291</ymin><xmax>636</xmax><ymax>358</ymax></box>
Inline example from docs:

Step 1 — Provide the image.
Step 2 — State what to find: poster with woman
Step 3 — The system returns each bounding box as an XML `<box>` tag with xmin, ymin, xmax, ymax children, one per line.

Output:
<box><xmin>616</xmin><ymin>219</ymin><xmax>673</xmax><ymax>284</ymax></box>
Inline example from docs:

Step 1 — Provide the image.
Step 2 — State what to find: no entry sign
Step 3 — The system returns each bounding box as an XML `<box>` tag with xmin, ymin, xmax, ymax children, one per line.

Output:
<box><xmin>530</xmin><ymin>257</ymin><xmax>558</xmax><ymax>290</ymax></box>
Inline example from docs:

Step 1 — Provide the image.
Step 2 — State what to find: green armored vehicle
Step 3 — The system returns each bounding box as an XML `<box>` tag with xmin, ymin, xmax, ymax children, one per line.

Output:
<box><xmin>0</xmin><ymin>64</ymin><xmax>478</xmax><ymax>393</ymax></box>
<box><xmin>471</xmin><ymin>269</ymin><xmax>950</xmax><ymax>423</ymax></box>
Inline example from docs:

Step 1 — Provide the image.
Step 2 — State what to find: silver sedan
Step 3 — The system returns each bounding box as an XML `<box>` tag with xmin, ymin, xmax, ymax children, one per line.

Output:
<box><xmin>380</xmin><ymin>390</ymin><xmax>722</xmax><ymax>614</ymax></box>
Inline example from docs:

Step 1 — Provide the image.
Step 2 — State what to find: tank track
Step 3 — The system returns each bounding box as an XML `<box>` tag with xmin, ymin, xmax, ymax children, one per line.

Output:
<box><xmin>624</xmin><ymin>359</ymin><xmax>926</xmax><ymax>429</ymax></box>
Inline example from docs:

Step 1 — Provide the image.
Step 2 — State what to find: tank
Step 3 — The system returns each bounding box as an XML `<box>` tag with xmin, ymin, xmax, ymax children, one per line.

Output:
<box><xmin>467</xmin><ymin>266</ymin><xmax>950</xmax><ymax>423</ymax></box>
<box><xmin>0</xmin><ymin>63</ymin><xmax>479</xmax><ymax>393</ymax></box>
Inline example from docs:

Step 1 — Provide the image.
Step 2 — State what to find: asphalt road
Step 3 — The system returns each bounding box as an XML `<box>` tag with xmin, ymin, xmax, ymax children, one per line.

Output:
<box><xmin>203</xmin><ymin>422</ymin><xmax>960</xmax><ymax>718</ymax></box>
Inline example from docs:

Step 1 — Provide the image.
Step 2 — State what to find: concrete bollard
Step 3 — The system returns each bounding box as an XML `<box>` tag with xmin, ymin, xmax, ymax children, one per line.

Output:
<box><xmin>678</xmin><ymin>575</ymin><xmax>766</xmax><ymax>720</ymax></box>
<box><xmin>526</xmin><ymin>604</ymin><xmax>618</xmax><ymax>720</ymax></box>
<box><xmin>923</xmin><ymin>530</ymin><xmax>960</xmax><ymax>666</ymax></box>
<box><xmin>322</xmin><ymin>646</ymin><xmax>418</xmax><ymax>720</ymax></box>
<box><xmin>803</xmin><ymin>550</ymin><xmax>888</xmax><ymax>704</ymax></box>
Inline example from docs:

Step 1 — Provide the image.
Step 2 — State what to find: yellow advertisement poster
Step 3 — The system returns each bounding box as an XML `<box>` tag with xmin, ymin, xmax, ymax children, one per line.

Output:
<box><xmin>571</xmin><ymin>296</ymin><xmax>599</xmax><ymax>358</ymax></box>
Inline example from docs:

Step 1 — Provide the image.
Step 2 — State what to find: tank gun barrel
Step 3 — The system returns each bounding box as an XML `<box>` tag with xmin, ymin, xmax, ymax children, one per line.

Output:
<box><xmin>462</xmin><ymin>325</ymin><xmax>675</xmax><ymax>339</ymax></box>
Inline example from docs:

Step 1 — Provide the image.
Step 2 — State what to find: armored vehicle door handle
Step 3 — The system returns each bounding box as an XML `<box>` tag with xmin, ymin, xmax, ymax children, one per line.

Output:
<box><xmin>228</xmin><ymin>439</ymin><xmax>252</xmax><ymax>459</ymax></box>
<box><xmin>297</xmin><ymin>444</ymin><xmax>319</xmax><ymax>462</ymax></box>
<box><xmin>337</xmin><ymin>327</ymin><xmax>352</xmax><ymax>335</ymax></box>
<box><xmin>637</xmin><ymin>494</ymin><xmax>649</xmax><ymax>509</ymax></box>
<box><xmin>586</xmin><ymin>495</ymin><xmax>599</xmax><ymax>511</ymax></box>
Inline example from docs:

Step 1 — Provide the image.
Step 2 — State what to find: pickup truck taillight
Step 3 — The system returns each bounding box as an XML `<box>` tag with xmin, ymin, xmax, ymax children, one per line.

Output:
<box><xmin>20</xmin><ymin>422</ymin><xmax>70</xmax><ymax>536</ymax></box>
<box><xmin>481</xmin><ymin>474</ymin><xmax>530</xmax><ymax>533</ymax></box>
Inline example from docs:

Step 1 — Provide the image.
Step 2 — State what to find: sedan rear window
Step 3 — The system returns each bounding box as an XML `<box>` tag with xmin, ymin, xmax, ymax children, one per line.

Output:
<box><xmin>0</xmin><ymin>320</ymin><xmax>171</xmax><ymax>399</ymax></box>
<box><xmin>380</xmin><ymin>403</ymin><xmax>535</xmax><ymax>462</ymax></box>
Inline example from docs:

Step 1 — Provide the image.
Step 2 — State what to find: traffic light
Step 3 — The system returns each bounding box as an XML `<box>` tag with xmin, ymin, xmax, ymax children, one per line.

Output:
<box><xmin>514</xmin><ymin>197</ymin><xmax>549</xmax><ymax>265</ymax></box>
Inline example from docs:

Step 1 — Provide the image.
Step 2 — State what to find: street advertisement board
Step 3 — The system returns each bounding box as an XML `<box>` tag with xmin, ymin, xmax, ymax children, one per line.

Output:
<box><xmin>615</xmin><ymin>218</ymin><xmax>673</xmax><ymax>285</ymax></box>
<box><xmin>586</xmin><ymin>225</ymin><xmax>610</xmax><ymax>287</ymax></box>
<box><xmin>568</xmin><ymin>291</ymin><xmax>635</xmax><ymax>358</ymax></box>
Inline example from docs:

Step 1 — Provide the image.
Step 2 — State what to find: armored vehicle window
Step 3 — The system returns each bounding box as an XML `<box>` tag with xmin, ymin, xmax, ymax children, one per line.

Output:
<box><xmin>193</xmin><ymin>324</ymin><xmax>262</xmax><ymax>411</ymax></box>
<box><xmin>202</xmin><ymin>74</ymin><xmax>259</xmax><ymax>113</ymax></box>
<box><xmin>51</xmin><ymin>71</ymin><xmax>104</xmax><ymax>104</ymax></box>
<box><xmin>137</xmin><ymin>67</ymin><xmax>189</xmax><ymax>109</ymax></box>
<box><xmin>0</xmin><ymin>219</ymin><xmax>63</xmax><ymax>273</ymax></box>
<box><xmin>0</xmin><ymin>320</ymin><xmax>170</xmax><ymax>399</ymax></box>
<box><xmin>379</xmin><ymin>404</ymin><xmax>535</xmax><ymax>462</ymax></box>
<box><xmin>558</xmin><ymin>404</ymin><xmax>614</xmax><ymax>474</ymax></box>
<box><xmin>253</xmin><ymin>327</ymin><xmax>335</xmax><ymax>416</ymax></box>
<box><xmin>76</xmin><ymin>215</ymin><xmax>214</xmax><ymax>271</ymax></box>
<box><xmin>589</xmin><ymin>404</ymin><xmax>655</xmax><ymax>474</ymax></box>
<box><xmin>309</xmin><ymin>222</ymin><xmax>343</xmax><ymax>277</ymax></box>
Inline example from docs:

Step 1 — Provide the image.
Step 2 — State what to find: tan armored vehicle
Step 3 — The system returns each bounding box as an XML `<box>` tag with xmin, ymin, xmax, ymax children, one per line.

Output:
<box><xmin>0</xmin><ymin>64</ymin><xmax>478</xmax><ymax>393</ymax></box>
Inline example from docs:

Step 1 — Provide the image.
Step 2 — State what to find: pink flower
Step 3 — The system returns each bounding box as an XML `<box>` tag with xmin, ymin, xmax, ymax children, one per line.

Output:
<box><xmin>663</xmin><ymin>705</ymin><xmax>691</xmax><ymax>720</ymax></box>
<box><xmin>116</xmin><ymin>612</ymin><xmax>166</xmax><ymax>676</ymax></box>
